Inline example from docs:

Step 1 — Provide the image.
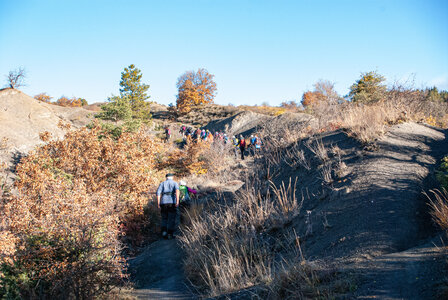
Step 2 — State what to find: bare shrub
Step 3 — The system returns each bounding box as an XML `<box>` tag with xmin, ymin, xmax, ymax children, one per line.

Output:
<box><xmin>330</xmin><ymin>145</ymin><xmax>345</xmax><ymax>157</ymax></box>
<box><xmin>202</xmin><ymin>140</ymin><xmax>236</xmax><ymax>176</ymax></box>
<box><xmin>312</xmin><ymin>97</ymin><xmax>345</xmax><ymax>130</ymax></box>
<box><xmin>319</xmin><ymin>162</ymin><xmax>334</xmax><ymax>185</ymax></box>
<box><xmin>5</xmin><ymin>68</ymin><xmax>26</xmax><ymax>89</ymax></box>
<box><xmin>305</xmin><ymin>138</ymin><xmax>329</xmax><ymax>163</ymax></box>
<box><xmin>284</xmin><ymin>144</ymin><xmax>311</xmax><ymax>171</ymax></box>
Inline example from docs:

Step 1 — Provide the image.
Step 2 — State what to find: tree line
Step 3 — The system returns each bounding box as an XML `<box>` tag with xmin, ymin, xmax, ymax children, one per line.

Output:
<box><xmin>4</xmin><ymin>66</ymin><xmax>447</xmax><ymax>116</ymax></box>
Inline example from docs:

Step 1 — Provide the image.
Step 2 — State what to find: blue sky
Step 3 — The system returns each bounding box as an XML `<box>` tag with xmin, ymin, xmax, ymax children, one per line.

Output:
<box><xmin>1</xmin><ymin>0</ymin><xmax>447</xmax><ymax>105</ymax></box>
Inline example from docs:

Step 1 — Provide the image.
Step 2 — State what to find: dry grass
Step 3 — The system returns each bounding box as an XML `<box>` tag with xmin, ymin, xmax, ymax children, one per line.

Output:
<box><xmin>305</xmin><ymin>138</ymin><xmax>329</xmax><ymax>163</ymax></box>
<box><xmin>308</xmin><ymin>85</ymin><xmax>448</xmax><ymax>144</ymax></box>
<box><xmin>428</xmin><ymin>189</ymin><xmax>448</xmax><ymax>232</ymax></box>
<box><xmin>179</xmin><ymin>178</ymin><xmax>303</xmax><ymax>297</ymax></box>
<box><xmin>426</xmin><ymin>189</ymin><xmax>448</xmax><ymax>299</ymax></box>
<box><xmin>263</xmin><ymin>248</ymin><xmax>352</xmax><ymax>299</ymax></box>
<box><xmin>284</xmin><ymin>147</ymin><xmax>311</xmax><ymax>171</ymax></box>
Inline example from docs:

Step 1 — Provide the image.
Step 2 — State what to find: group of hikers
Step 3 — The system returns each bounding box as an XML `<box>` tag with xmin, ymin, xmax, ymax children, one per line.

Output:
<box><xmin>164</xmin><ymin>125</ymin><xmax>263</xmax><ymax>160</ymax></box>
<box><xmin>156</xmin><ymin>128</ymin><xmax>263</xmax><ymax>239</ymax></box>
<box><xmin>178</xmin><ymin>125</ymin><xmax>229</xmax><ymax>144</ymax></box>
<box><xmin>156</xmin><ymin>173</ymin><xmax>197</xmax><ymax>239</ymax></box>
<box><xmin>231</xmin><ymin>134</ymin><xmax>263</xmax><ymax>160</ymax></box>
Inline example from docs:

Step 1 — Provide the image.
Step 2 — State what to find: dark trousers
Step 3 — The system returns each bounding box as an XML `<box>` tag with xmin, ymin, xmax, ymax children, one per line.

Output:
<box><xmin>240</xmin><ymin>147</ymin><xmax>245</xmax><ymax>160</ymax></box>
<box><xmin>160</xmin><ymin>204</ymin><xmax>177</xmax><ymax>234</ymax></box>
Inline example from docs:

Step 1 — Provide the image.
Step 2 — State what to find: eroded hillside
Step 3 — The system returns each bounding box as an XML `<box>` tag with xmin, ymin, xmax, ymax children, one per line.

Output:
<box><xmin>0</xmin><ymin>89</ymin><xmax>93</xmax><ymax>180</ymax></box>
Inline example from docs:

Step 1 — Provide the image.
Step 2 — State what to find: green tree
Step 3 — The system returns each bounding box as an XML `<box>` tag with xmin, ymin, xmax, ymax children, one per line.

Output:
<box><xmin>96</xmin><ymin>96</ymin><xmax>132</xmax><ymax>122</ymax></box>
<box><xmin>425</xmin><ymin>87</ymin><xmax>448</xmax><ymax>102</ymax></box>
<box><xmin>79</xmin><ymin>98</ymin><xmax>88</xmax><ymax>106</ymax></box>
<box><xmin>119</xmin><ymin>64</ymin><xmax>151</xmax><ymax>119</ymax></box>
<box><xmin>348</xmin><ymin>71</ymin><xmax>387</xmax><ymax>103</ymax></box>
<box><xmin>96</xmin><ymin>64</ymin><xmax>149</xmax><ymax>137</ymax></box>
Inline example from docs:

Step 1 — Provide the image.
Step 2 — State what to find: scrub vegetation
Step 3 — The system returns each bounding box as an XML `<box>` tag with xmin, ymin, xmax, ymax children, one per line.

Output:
<box><xmin>1</xmin><ymin>68</ymin><xmax>448</xmax><ymax>299</ymax></box>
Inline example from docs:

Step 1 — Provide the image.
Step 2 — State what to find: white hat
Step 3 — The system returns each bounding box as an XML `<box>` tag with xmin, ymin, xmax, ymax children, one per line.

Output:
<box><xmin>179</xmin><ymin>180</ymin><xmax>186</xmax><ymax>186</ymax></box>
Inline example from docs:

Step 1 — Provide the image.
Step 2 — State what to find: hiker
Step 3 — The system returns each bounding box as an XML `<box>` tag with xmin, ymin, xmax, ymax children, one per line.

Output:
<box><xmin>157</xmin><ymin>173</ymin><xmax>180</xmax><ymax>239</ymax></box>
<box><xmin>232</xmin><ymin>135</ymin><xmax>239</xmax><ymax>157</ymax></box>
<box><xmin>179</xmin><ymin>125</ymin><xmax>186</xmax><ymax>137</ymax></box>
<box><xmin>164</xmin><ymin>126</ymin><xmax>171</xmax><ymax>143</ymax></box>
<box><xmin>178</xmin><ymin>180</ymin><xmax>197</xmax><ymax>224</ymax></box>
<box><xmin>239</xmin><ymin>135</ymin><xmax>246</xmax><ymax>160</ymax></box>
<box><xmin>249</xmin><ymin>134</ymin><xmax>256</xmax><ymax>156</ymax></box>
<box><xmin>207</xmin><ymin>131</ymin><xmax>214</xmax><ymax>143</ymax></box>
<box><xmin>254</xmin><ymin>134</ymin><xmax>262</xmax><ymax>155</ymax></box>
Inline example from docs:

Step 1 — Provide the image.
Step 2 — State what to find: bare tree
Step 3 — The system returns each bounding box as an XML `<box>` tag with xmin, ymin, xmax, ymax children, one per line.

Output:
<box><xmin>6</xmin><ymin>67</ymin><xmax>26</xmax><ymax>89</ymax></box>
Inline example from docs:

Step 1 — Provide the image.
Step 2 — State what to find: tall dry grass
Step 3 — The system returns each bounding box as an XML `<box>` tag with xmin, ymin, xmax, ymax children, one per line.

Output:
<box><xmin>428</xmin><ymin>189</ymin><xmax>448</xmax><ymax>232</ymax></box>
<box><xmin>338</xmin><ymin>86</ymin><xmax>448</xmax><ymax>144</ymax></box>
<box><xmin>340</xmin><ymin>103</ymin><xmax>393</xmax><ymax>144</ymax></box>
<box><xmin>179</xmin><ymin>178</ymin><xmax>303</xmax><ymax>297</ymax></box>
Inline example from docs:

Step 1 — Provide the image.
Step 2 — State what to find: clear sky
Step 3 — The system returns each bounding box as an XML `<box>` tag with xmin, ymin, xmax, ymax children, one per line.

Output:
<box><xmin>1</xmin><ymin>0</ymin><xmax>447</xmax><ymax>105</ymax></box>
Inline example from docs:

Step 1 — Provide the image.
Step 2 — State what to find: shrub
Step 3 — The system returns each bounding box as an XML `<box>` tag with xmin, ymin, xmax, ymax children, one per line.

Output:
<box><xmin>160</xmin><ymin>140</ymin><xmax>211</xmax><ymax>176</ymax></box>
<box><xmin>0</xmin><ymin>124</ymin><xmax>163</xmax><ymax>298</ymax></box>
<box><xmin>34</xmin><ymin>93</ymin><xmax>52</xmax><ymax>103</ymax></box>
<box><xmin>436</xmin><ymin>156</ymin><xmax>448</xmax><ymax>191</ymax></box>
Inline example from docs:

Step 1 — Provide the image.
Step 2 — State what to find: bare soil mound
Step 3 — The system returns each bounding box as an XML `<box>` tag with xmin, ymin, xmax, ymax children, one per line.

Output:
<box><xmin>0</xmin><ymin>89</ymin><xmax>93</xmax><ymax>178</ymax></box>
<box><xmin>205</xmin><ymin>110</ymin><xmax>316</xmax><ymax>136</ymax></box>
<box><xmin>176</xmin><ymin>104</ymin><xmax>238</xmax><ymax>126</ymax></box>
<box><xmin>268</xmin><ymin>122</ymin><xmax>448</xmax><ymax>298</ymax></box>
<box><xmin>83</xmin><ymin>102</ymin><xmax>105</xmax><ymax>112</ymax></box>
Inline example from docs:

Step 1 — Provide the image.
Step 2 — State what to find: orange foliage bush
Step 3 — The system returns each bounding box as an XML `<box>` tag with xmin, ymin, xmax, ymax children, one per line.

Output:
<box><xmin>0</xmin><ymin>124</ymin><xmax>163</xmax><ymax>298</ymax></box>
<box><xmin>54</xmin><ymin>96</ymin><xmax>86</xmax><ymax>107</ymax></box>
<box><xmin>162</xmin><ymin>140</ymin><xmax>210</xmax><ymax>176</ymax></box>
<box><xmin>302</xmin><ymin>91</ymin><xmax>323</xmax><ymax>108</ymax></box>
<box><xmin>176</xmin><ymin>68</ymin><xmax>217</xmax><ymax>113</ymax></box>
<box><xmin>34</xmin><ymin>93</ymin><xmax>52</xmax><ymax>103</ymax></box>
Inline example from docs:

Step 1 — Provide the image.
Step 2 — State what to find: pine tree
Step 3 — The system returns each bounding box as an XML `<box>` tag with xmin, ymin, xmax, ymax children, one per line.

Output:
<box><xmin>348</xmin><ymin>71</ymin><xmax>387</xmax><ymax>103</ymax></box>
<box><xmin>119</xmin><ymin>64</ymin><xmax>151</xmax><ymax>120</ymax></box>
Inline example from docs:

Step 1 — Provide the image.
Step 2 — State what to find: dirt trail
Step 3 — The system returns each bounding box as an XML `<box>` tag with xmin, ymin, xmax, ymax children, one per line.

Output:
<box><xmin>127</xmin><ymin>179</ymin><xmax>246</xmax><ymax>299</ymax></box>
<box><xmin>127</xmin><ymin>239</ymin><xmax>196</xmax><ymax>299</ymax></box>
<box><xmin>342</xmin><ymin>123</ymin><xmax>448</xmax><ymax>299</ymax></box>
<box><xmin>356</xmin><ymin>235</ymin><xmax>446</xmax><ymax>300</ymax></box>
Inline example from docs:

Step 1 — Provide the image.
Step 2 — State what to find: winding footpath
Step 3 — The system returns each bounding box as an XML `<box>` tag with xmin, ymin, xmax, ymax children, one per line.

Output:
<box><xmin>128</xmin><ymin>239</ymin><xmax>196</xmax><ymax>299</ymax></box>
